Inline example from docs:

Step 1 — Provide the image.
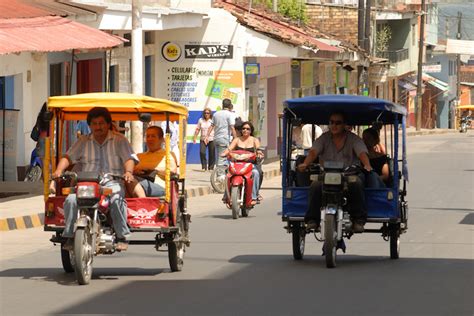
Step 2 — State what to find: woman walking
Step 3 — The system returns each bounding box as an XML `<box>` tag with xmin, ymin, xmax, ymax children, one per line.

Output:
<box><xmin>193</xmin><ymin>108</ymin><xmax>215</xmax><ymax>171</ymax></box>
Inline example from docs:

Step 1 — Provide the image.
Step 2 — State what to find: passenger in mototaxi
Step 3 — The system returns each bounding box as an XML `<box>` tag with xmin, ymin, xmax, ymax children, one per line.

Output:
<box><xmin>296</xmin><ymin>111</ymin><xmax>377</xmax><ymax>233</ymax></box>
<box><xmin>126</xmin><ymin>126</ymin><xmax>177</xmax><ymax>198</ymax></box>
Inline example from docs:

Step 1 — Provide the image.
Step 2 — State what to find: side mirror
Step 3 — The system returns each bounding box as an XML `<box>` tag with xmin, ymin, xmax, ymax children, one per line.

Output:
<box><xmin>41</xmin><ymin>111</ymin><xmax>54</xmax><ymax>122</ymax></box>
<box><xmin>139</xmin><ymin>113</ymin><xmax>152</xmax><ymax>123</ymax></box>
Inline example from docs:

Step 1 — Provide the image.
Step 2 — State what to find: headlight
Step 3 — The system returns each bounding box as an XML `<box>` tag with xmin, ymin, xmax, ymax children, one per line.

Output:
<box><xmin>324</xmin><ymin>173</ymin><xmax>342</xmax><ymax>185</ymax></box>
<box><xmin>77</xmin><ymin>184</ymin><xmax>99</xmax><ymax>198</ymax></box>
<box><xmin>231</xmin><ymin>153</ymin><xmax>252</xmax><ymax>161</ymax></box>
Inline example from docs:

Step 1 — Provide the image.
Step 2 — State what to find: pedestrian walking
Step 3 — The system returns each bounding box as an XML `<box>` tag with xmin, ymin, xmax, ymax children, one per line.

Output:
<box><xmin>212</xmin><ymin>98</ymin><xmax>237</xmax><ymax>167</ymax></box>
<box><xmin>193</xmin><ymin>108</ymin><xmax>215</xmax><ymax>171</ymax></box>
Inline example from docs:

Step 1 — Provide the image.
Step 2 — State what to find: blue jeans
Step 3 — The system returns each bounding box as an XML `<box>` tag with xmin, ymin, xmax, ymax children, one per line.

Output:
<box><xmin>251</xmin><ymin>166</ymin><xmax>260</xmax><ymax>200</ymax></box>
<box><xmin>138</xmin><ymin>178</ymin><xmax>165</xmax><ymax>197</ymax></box>
<box><xmin>216</xmin><ymin>144</ymin><xmax>228</xmax><ymax>168</ymax></box>
<box><xmin>62</xmin><ymin>181</ymin><xmax>131</xmax><ymax>239</ymax></box>
<box><xmin>366</xmin><ymin>171</ymin><xmax>386</xmax><ymax>188</ymax></box>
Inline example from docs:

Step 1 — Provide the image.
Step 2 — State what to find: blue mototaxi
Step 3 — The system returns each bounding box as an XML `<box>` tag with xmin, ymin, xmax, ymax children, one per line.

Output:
<box><xmin>281</xmin><ymin>94</ymin><xmax>409</xmax><ymax>263</ymax></box>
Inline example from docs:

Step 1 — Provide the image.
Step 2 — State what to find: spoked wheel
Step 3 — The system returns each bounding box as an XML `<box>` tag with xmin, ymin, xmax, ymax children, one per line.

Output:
<box><xmin>168</xmin><ymin>241</ymin><xmax>184</xmax><ymax>272</ymax></box>
<box><xmin>324</xmin><ymin>214</ymin><xmax>337</xmax><ymax>268</ymax></box>
<box><xmin>292</xmin><ymin>223</ymin><xmax>305</xmax><ymax>260</ymax></box>
<box><xmin>24</xmin><ymin>165</ymin><xmax>42</xmax><ymax>182</ymax></box>
<box><xmin>231</xmin><ymin>186</ymin><xmax>240</xmax><ymax>219</ymax></box>
<box><xmin>73</xmin><ymin>227</ymin><xmax>94</xmax><ymax>285</ymax></box>
<box><xmin>60</xmin><ymin>247</ymin><xmax>74</xmax><ymax>273</ymax></box>
<box><xmin>210</xmin><ymin>166</ymin><xmax>226</xmax><ymax>193</ymax></box>
<box><xmin>389</xmin><ymin>224</ymin><xmax>400</xmax><ymax>259</ymax></box>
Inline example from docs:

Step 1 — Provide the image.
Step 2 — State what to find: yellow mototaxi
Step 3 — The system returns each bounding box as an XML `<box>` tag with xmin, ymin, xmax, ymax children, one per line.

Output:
<box><xmin>43</xmin><ymin>92</ymin><xmax>190</xmax><ymax>276</ymax></box>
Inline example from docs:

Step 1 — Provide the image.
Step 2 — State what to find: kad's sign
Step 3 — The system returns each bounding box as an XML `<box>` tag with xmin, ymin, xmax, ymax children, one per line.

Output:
<box><xmin>184</xmin><ymin>45</ymin><xmax>233</xmax><ymax>59</ymax></box>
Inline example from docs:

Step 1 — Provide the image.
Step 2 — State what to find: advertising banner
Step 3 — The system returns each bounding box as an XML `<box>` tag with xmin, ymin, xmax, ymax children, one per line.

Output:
<box><xmin>158</xmin><ymin>41</ymin><xmax>244</xmax><ymax>163</ymax></box>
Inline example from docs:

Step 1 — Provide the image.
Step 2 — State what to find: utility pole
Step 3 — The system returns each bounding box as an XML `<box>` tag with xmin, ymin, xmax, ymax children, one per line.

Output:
<box><xmin>415</xmin><ymin>0</ymin><xmax>426</xmax><ymax>131</ymax></box>
<box><xmin>358</xmin><ymin>0</ymin><xmax>365</xmax><ymax>49</ymax></box>
<box><xmin>273</xmin><ymin>0</ymin><xmax>277</xmax><ymax>12</ymax></box>
<box><xmin>456</xmin><ymin>11</ymin><xmax>462</xmax><ymax>125</ymax></box>
<box><xmin>131</xmin><ymin>0</ymin><xmax>143</xmax><ymax>153</ymax></box>
<box><xmin>364</xmin><ymin>0</ymin><xmax>372</xmax><ymax>52</ymax></box>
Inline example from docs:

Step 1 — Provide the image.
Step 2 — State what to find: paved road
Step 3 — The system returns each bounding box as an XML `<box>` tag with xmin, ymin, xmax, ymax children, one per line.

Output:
<box><xmin>0</xmin><ymin>133</ymin><xmax>473</xmax><ymax>316</ymax></box>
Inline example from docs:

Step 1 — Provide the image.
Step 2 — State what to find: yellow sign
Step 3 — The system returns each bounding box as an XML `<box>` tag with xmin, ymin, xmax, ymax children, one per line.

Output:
<box><xmin>161</xmin><ymin>42</ymin><xmax>181</xmax><ymax>62</ymax></box>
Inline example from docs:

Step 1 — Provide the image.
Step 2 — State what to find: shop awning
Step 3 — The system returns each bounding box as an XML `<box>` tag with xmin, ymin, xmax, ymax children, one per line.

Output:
<box><xmin>0</xmin><ymin>16</ymin><xmax>125</xmax><ymax>55</ymax></box>
<box><xmin>422</xmin><ymin>73</ymin><xmax>449</xmax><ymax>92</ymax></box>
<box><xmin>398</xmin><ymin>79</ymin><xmax>417</xmax><ymax>91</ymax></box>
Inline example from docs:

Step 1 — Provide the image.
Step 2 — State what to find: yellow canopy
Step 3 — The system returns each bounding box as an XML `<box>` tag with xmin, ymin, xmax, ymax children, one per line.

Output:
<box><xmin>47</xmin><ymin>92</ymin><xmax>188</xmax><ymax>120</ymax></box>
<box><xmin>457</xmin><ymin>105</ymin><xmax>474</xmax><ymax>110</ymax></box>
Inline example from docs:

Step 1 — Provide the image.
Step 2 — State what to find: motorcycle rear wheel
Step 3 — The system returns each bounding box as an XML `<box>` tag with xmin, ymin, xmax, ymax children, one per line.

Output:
<box><xmin>324</xmin><ymin>214</ymin><xmax>337</xmax><ymax>268</ymax></box>
<box><xmin>231</xmin><ymin>186</ymin><xmax>240</xmax><ymax>219</ymax></box>
<box><xmin>210</xmin><ymin>166</ymin><xmax>226</xmax><ymax>194</ymax></box>
<box><xmin>73</xmin><ymin>227</ymin><xmax>94</xmax><ymax>285</ymax></box>
<box><xmin>24</xmin><ymin>165</ymin><xmax>42</xmax><ymax>182</ymax></box>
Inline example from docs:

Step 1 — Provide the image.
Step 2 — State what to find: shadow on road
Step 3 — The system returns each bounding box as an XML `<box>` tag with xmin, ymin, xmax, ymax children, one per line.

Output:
<box><xmin>47</xmin><ymin>255</ymin><xmax>472</xmax><ymax>315</ymax></box>
<box><xmin>0</xmin><ymin>267</ymin><xmax>164</xmax><ymax>285</ymax></box>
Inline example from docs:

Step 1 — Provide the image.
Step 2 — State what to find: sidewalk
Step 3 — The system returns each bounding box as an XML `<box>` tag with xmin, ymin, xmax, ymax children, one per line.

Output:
<box><xmin>0</xmin><ymin>160</ymin><xmax>281</xmax><ymax>231</ymax></box>
<box><xmin>0</xmin><ymin>127</ymin><xmax>458</xmax><ymax>231</ymax></box>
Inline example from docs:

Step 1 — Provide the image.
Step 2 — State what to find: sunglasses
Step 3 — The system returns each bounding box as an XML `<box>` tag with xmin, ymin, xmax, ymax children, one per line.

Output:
<box><xmin>204</xmin><ymin>112</ymin><xmax>211</xmax><ymax>114</ymax></box>
<box><xmin>329</xmin><ymin>120</ymin><xmax>343</xmax><ymax>126</ymax></box>
<box><xmin>241</xmin><ymin>127</ymin><xmax>251</xmax><ymax>131</ymax></box>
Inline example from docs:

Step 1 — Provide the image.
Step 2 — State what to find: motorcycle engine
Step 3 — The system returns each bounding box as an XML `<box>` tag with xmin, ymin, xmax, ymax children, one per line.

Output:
<box><xmin>98</xmin><ymin>229</ymin><xmax>115</xmax><ymax>254</ymax></box>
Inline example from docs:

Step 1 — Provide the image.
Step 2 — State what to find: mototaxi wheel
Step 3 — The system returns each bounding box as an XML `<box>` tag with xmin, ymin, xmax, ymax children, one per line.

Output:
<box><xmin>231</xmin><ymin>186</ymin><xmax>240</xmax><ymax>219</ymax></box>
<box><xmin>60</xmin><ymin>247</ymin><xmax>74</xmax><ymax>273</ymax></box>
<box><xmin>389</xmin><ymin>224</ymin><xmax>400</xmax><ymax>259</ymax></box>
<box><xmin>291</xmin><ymin>223</ymin><xmax>305</xmax><ymax>260</ymax></box>
<box><xmin>73</xmin><ymin>227</ymin><xmax>94</xmax><ymax>285</ymax></box>
<box><xmin>324</xmin><ymin>214</ymin><xmax>337</xmax><ymax>268</ymax></box>
<box><xmin>24</xmin><ymin>165</ymin><xmax>42</xmax><ymax>182</ymax></box>
<box><xmin>168</xmin><ymin>241</ymin><xmax>184</xmax><ymax>272</ymax></box>
<box><xmin>210</xmin><ymin>166</ymin><xmax>226</xmax><ymax>194</ymax></box>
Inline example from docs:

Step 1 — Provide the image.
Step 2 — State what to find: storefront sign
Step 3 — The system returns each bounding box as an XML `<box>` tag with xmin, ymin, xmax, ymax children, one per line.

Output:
<box><xmin>245</xmin><ymin>63</ymin><xmax>260</xmax><ymax>75</ymax></box>
<box><xmin>184</xmin><ymin>45</ymin><xmax>233</xmax><ymax>59</ymax></box>
<box><xmin>422</xmin><ymin>63</ymin><xmax>441</xmax><ymax>73</ymax></box>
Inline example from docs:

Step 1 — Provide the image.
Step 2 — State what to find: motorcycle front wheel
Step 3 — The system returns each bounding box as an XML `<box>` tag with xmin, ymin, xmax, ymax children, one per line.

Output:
<box><xmin>24</xmin><ymin>165</ymin><xmax>42</xmax><ymax>182</ymax></box>
<box><xmin>73</xmin><ymin>227</ymin><xmax>94</xmax><ymax>285</ymax></box>
<box><xmin>324</xmin><ymin>214</ymin><xmax>337</xmax><ymax>268</ymax></box>
<box><xmin>231</xmin><ymin>186</ymin><xmax>240</xmax><ymax>219</ymax></box>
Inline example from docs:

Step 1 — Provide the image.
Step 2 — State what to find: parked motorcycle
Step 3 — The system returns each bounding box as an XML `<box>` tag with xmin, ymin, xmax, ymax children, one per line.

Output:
<box><xmin>24</xmin><ymin>146</ymin><xmax>43</xmax><ymax>182</ymax></box>
<box><xmin>223</xmin><ymin>150</ymin><xmax>257</xmax><ymax>219</ymax></box>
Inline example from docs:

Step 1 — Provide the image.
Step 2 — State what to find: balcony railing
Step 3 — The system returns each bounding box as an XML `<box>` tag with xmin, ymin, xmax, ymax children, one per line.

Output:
<box><xmin>377</xmin><ymin>48</ymin><xmax>409</xmax><ymax>63</ymax></box>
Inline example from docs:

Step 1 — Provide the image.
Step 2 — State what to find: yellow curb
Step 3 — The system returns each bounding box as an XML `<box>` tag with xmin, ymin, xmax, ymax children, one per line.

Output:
<box><xmin>31</xmin><ymin>214</ymin><xmax>42</xmax><ymax>227</ymax></box>
<box><xmin>0</xmin><ymin>219</ymin><xmax>8</xmax><ymax>231</ymax></box>
<box><xmin>15</xmin><ymin>217</ymin><xmax>26</xmax><ymax>230</ymax></box>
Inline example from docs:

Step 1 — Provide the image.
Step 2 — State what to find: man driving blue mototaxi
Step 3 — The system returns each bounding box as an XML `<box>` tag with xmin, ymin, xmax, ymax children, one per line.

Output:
<box><xmin>296</xmin><ymin>111</ymin><xmax>375</xmax><ymax>233</ymax></box>
<box><xmin>50</xmin><ymin>107</ymin><xmax>137</xmax><ymax>251</ymax></box>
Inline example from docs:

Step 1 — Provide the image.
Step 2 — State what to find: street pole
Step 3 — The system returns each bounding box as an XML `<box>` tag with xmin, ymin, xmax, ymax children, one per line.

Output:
<box><xmin>358</xmin><ymin>0</ymin><xmax>365</xmax><ymax>49</ymax></box>
<box><xmin>456</xmin><ymin>11</ymin><xmax>462</xmax><ymax>129</ymax></box>
<box><xmin>364</xmin><ymin>0</ymin><xmax>372</xmax><ymax>52</ymax></box>
<box><xmin>415</xmin><ymin>0</ymin><xmax>425</xmax><ymax>131</ymax></box>
<box><xmin>131</xmin><ymin>0</ymin><xmax>143</xmax><ymax>153</ymax></box>
<box><xmin>273</xmin><ymin>0</ymin><xmax>277</xmax><ymax>12</ymax></box>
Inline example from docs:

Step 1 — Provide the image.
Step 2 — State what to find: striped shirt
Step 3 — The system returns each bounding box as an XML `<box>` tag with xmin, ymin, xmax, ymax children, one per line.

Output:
<box><xmin>66</xmin><ymin>130</ymin><xmax>138</xmax><ymax>174</ymax></box>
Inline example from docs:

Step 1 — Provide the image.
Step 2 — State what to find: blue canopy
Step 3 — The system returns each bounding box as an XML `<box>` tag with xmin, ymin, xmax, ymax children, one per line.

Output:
<box><xmin>284</xmin><ymin>94</ymin><xmax>407</xmax><ymax>125</ymax></box>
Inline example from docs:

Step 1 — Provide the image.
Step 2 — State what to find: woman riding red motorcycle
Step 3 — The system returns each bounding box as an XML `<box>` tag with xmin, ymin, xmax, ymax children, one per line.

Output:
<box><xmin>221</xmin><ymin>121</ymin><xmax>264</xmax><ymax>206</ymax></box>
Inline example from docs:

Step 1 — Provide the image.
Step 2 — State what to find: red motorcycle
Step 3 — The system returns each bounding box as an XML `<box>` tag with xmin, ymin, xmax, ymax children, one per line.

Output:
<box><xmin>223</xmin><ymin>150</ymin><xmax>257</xmax><ymax>219</ymax></box>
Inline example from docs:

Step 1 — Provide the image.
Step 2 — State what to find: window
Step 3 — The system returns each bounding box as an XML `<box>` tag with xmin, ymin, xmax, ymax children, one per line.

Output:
<box><xmin>449</xmin><ymin>60</ymin><xmax>453</xmax><ymax>76</ymax></box>
<box><xmin>412</xmin><ymin>24</ymin><xmax>416</xmax><ymax>46</ymax></box>
<box><xmin>124</xmin><ymin>33</ymin><xmax>131</xmax><ymax>47</ymax></box>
